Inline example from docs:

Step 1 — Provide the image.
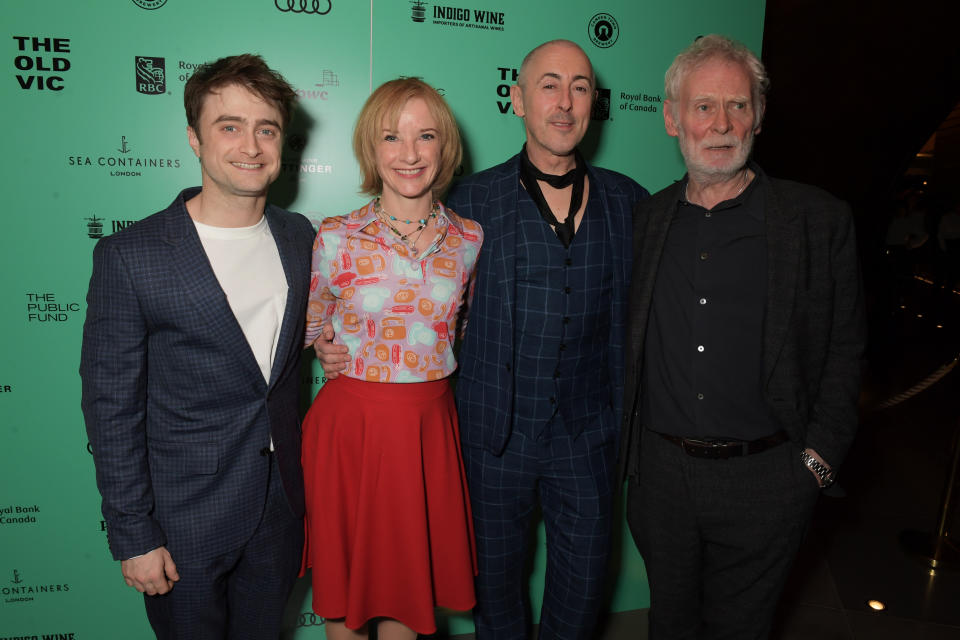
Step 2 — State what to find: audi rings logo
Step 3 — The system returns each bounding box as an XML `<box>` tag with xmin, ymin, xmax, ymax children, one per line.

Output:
<box><xmin>296</xmin><ymin>612</ymin><xmax>327</xmax><ymax>627</ymax></box>
<box><xmin>274</xmin><ymin>0</ymin><xmax>332</xmax><ymax>15</ymax></box>
<box><xmin>588</xmin><ymin>13</ymin><xmax>619</xmax><ymax>48</ymax></box>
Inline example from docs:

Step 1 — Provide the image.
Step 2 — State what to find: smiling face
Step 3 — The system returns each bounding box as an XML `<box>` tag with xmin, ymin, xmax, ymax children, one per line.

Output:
<box><xmin>187</xmin><ymin>82</ymin><xmax>283</xmax><ymax>206</ymax></box>
<box><xmin>664</xmin><ymin>57</ymin><xmax>761</xmax><ymax>183</ymax></box>
<box><xmin>511</xmin><ymin>41</ymin><xmax>595</xmax><ymax>167</ymax></box>
<box><xmin>375</xmin><ymin>97</ymin><xmax>441</xmax><ymax>210</ymax></box>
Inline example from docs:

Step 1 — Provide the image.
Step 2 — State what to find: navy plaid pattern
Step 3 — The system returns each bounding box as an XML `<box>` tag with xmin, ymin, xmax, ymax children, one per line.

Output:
<box><xmin>448</xmin><ymin>154</ymin><xmax>648</xmax><ymax>454</ymax></box>
<box><xmin>463</xmin><ymin>416</ymin><xmax>618</xmax><ymax>640</ymax></box>
<box><xmin>513</xmin><ymin>186</ymin><xmax>613</xmax><ymax>439</ymax></box>
<box><xmin>446</xmin><ymin>155</ymin><xmax>648</xmax><ymax>639</ymax></box>
<box><xmin>80</xmin><ymin>188</ymin><xmax>314</xmax><ymax>566</ymax></box>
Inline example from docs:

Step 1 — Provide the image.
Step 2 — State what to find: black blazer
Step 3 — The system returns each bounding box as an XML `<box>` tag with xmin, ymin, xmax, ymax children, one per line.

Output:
<box><xmin>620</xmin><ymin>167</ymin><xmax>865</xmax><ymax>480</ymax></box>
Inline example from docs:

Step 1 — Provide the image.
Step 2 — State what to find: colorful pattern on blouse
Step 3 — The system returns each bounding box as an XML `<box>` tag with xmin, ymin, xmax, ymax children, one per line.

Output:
<box><xmin>305</xmin><ymin>200</ymin><xmax>483</xmax><ymax>383</ymax></box>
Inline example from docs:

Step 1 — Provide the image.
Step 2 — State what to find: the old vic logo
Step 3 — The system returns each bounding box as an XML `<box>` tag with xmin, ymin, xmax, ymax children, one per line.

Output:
<box><xmin>274</xmin><ymin>0</ymin><xmax>332</xmax><ymax>15</ymax></box>
<box><xmin>13</xmin><ymin>36</ymin><xmax>71</xmax><ymax>91</ymax></box>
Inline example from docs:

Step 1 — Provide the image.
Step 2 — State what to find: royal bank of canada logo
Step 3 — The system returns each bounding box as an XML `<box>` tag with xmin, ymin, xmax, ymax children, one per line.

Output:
<box><xmin>411</xmin><ymin>0</ymin><xmax>427</xmax><ymax>22</ymax></box>
<box><xmin>274</xmin><ymin>0</ymin><xmax>332</xmax><ymax>15</ymax></box>
<box><xmin>1</xmin><ymin>503</ymin><xmax>40</xmax><ymax>525</ymax></box>
<box><xmin>136</xmin><ymin>56</ymin><xmax>166</xmax><ymax>95</ymax></box>
<box><xmin>592</xmin><ymin>88</ymin><xmax>611</xmax><ymax>121</ymax></box>
<box><xmin>131</xmin><ymin>0</ymin><xmax>168</xmax><ymax>9</ymax></box>
<box><xmin>588</xmin><ymin>13</ymin><xmax>619</xmax><ymax>48</ymax></box>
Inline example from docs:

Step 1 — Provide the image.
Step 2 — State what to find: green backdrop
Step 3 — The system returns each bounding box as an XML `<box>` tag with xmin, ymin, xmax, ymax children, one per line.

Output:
<box><xmin>1</xmin><ymin>1</ymin><xmax>764</xmax><ymax>637</ymax></box>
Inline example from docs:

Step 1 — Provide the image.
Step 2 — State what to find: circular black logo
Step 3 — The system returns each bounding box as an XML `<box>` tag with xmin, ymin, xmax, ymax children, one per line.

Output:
<box><xmin>588</xmin><ymin>13</ymin><xmax>619</xmax><ymax>48</ymax></box>
<box><xmin>131</xmin><ymin>0</ymin><xmax>168</xmax><ymax>9</ymax></box>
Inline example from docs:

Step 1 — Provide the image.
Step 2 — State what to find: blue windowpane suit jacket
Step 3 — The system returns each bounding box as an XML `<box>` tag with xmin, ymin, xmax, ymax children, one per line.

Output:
<box><xmin>80</xmin><ymin>188</ymin><xmax>315</xmax><ymax>564</ymax></box>
<box><xmin>447</xmin><ymin>154</ymin><xmax>649</xmax><ymax>454</ymax></box>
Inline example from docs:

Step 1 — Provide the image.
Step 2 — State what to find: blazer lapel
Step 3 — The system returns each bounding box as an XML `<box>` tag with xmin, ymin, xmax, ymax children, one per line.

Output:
<box><xmin>491</xmin><ymin>158</ymin><xmax>523</xmax><ymax>340</ymax></box>
<box><xmin>163</xmin><ymin>202</ymin><xmax>268</xmax><ymax>388</ymax></box>
<box><xmin>761</xmin><ymin>176</ymin><xmax>800</xmax><ymax>384</ymax></box>
<box><xmin>629</xmin><ymin>182</ymin><xmax>681</xmax><ymax>366</ymax></box>
<box><xmin>264</xmin><ymin>206</ymin><xmax>307</xmax><ymax>388</ymax></box>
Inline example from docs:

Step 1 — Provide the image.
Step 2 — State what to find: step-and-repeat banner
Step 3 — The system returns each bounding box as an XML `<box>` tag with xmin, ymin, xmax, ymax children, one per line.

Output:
<box><xmin>1</xmin><ymin>1</ymin><xmax>763</xmax><ymax>637</ymax></box>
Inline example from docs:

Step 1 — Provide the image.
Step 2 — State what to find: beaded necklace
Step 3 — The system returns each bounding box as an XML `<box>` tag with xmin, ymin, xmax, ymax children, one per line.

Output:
<box><xmin>374</xmin><ymin>197</ymin><xmax>439</xmax><ymax>256</ymax></box>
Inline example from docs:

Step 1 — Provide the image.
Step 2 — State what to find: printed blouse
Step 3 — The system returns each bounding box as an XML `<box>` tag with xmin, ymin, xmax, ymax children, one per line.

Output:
<box><xmin>305</xmin><ymin>200</ymin><xmax>483</xmax><ymax>383</ymax></box>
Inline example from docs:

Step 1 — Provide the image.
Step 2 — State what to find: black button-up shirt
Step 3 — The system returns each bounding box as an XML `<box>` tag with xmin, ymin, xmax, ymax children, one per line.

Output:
<box><xmin>641</xmin><ymin>169</ymin><xmax>778</xmax><ymax>440</ymax></box>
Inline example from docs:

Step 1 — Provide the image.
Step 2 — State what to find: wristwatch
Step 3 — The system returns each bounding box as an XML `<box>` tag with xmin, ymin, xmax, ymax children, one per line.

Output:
<box><xmin>800</xmin><ymin>450</ymin><xmax>835</xmax><ymax>489</ymax></box>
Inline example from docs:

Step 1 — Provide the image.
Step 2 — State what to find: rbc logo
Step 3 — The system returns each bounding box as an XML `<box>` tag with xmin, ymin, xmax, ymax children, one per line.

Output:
<box><xmin>135</xmin><ymin>56</ymin><xmax>166</xmax><ymax>95</ymax></box>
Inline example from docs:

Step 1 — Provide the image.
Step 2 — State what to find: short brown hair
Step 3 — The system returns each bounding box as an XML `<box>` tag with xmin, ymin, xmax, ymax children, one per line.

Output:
<box><xmin>353</xmin><ymin>78</ymin><xmax>462</xmax><ymax>197</ymax></box>
<box><xmin>184</xmin><ymin>54</ymin><xmax>296</xmax><ymax>139</ymax></box>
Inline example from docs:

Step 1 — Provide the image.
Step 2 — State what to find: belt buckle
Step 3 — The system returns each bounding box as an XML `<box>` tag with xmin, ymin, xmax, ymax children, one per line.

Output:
<box><xmin>682</xmin><ymin>438</ymin><xmax>731</xmax><ymax>460</ymax></box>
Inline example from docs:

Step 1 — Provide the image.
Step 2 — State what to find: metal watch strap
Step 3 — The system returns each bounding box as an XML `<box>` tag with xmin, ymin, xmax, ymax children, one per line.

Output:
<box><xmin>800</xmin><ymin>450</ymin><xmax>835</xmax><ymax>489</ymax></box>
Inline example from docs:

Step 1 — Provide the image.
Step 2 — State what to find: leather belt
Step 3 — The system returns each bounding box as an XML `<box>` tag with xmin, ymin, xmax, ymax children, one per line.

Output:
<box><xmin>657</xmin><ymin>430</ymin><xmax>788</xmax><ymax>460</ymax></box>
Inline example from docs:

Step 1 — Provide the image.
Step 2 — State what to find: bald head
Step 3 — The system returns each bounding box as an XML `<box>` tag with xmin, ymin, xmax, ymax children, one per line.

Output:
<box><xmin>517</xmin><ymin>40</ymin><xmax>595</xmax><ymax>90</ymax></box>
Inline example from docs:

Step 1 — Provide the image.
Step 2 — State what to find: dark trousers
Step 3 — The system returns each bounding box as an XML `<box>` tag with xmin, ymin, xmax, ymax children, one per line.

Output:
<box><xmin>463</xmin><ymin>419</ymin><xmax>618</xmax><ymax>640</ymax></box>
<box><xmin>626</xmin><ymin>428</ymin><xmax>820</xmax><ymax>640</ymax></box>
<box><xmin>143</xmin><ymin>454</ymin><xmax>303</xmax><ymax>640</ymax></box>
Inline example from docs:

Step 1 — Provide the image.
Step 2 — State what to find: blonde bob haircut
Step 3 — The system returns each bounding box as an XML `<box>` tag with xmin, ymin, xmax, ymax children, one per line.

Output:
<box><xmin>353</xmin><ymin>77</ymin><xmax>462</xmax><ymax>198</ymax></box>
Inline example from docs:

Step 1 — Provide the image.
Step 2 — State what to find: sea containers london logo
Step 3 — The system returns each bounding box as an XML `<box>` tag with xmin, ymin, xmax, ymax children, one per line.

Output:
<box><xmin>135</xmin><ymin>56</ymin><xmax>166</xmax><ymax>95</ymax></box>
<box><xmin>412</xmin><ymin>3</ymin><xmax>506</xmax><ymax>31</ymax></box>
<box><xmin>68</xmin><ymin>135</ymin><xmax>182</xmax><ymax>179</ymax></box>
<box><xmin>588</xmin><ymin>13</ymin><xmax>619</xmax><ymax>48</ymax></box>
<box><xmin>12</xmin><ymin>36</ymin><xmax>71</xmax><ymax>91</ymax></box>
<box><xmin>274</xmin><ymin>0</ymin><xmax>332</xmax><ymax>15</ymax></box>
<box><xmin>131</xmin><ymin>0</ymin><xmax>168</xmax><ymax>9</ymax></box>
<box><xmin>1</xmin><ymin>568</ymin><xmax>71</xmax><ymax>605</ymax></box>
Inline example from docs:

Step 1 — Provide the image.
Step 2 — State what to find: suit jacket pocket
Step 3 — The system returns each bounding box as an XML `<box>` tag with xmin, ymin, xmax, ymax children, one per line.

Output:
<box><xmin>147</xmin><ymin>439</ymin><xmax>220</xmax><ymax>476</ymax></box>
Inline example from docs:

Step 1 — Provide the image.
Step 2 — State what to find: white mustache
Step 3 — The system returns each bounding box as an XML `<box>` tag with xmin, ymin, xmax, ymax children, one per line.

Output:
<box><xmin>702</xmin><ymin>136</ymin><xmax>741</xmax><ymax>148</ymax></box>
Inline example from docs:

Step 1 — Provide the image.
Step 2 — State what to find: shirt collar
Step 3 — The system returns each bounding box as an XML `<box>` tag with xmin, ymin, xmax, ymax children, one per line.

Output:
<box><xmin>676</xmin><ymin>160</ymin><xmax>764</xmax><ymax>219</ymax></box>
<box><xmin>342</xmin><ymin>198</ymin><xmax>461</xmax><ymax>238</ymax></box>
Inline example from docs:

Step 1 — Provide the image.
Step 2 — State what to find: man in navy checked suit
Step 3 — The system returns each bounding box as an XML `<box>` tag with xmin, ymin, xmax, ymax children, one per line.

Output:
<box><xmin>80</xmin><ymin>54</ymin><xmax>314</xmax><ymax>639</ymax></box>
<box><xmin>446</xmin><ymin>40</ymin><xmax>647</xmax><ymax>639</ymax></box>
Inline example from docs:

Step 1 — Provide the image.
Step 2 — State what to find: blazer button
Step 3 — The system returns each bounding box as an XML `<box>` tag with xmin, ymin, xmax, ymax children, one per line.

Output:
<box><xmin>259</xmin><ymin>447</ymin><xmax>271</xmax><ymax>456</ymax></box>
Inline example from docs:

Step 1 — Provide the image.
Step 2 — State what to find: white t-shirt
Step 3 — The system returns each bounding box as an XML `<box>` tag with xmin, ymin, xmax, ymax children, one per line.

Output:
<box><xmin>194</xmin><ymin>216</ymin><xmax>288</xmax><ymax>384</ymax></box>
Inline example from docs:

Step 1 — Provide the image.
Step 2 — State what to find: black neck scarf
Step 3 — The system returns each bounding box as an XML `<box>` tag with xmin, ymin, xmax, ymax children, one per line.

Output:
<box><xmin>519</xmin><ymin>145</ymin><xmax>587</xmax><ymax>248</ymax></box>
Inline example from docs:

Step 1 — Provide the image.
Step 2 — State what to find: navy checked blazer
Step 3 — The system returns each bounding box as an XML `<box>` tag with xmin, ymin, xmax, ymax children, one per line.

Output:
<box><xmin>80</xmin><ymin>188</ymin><xmax>315</xmax><ymax>564</ymax></box>
<box><xmin>447</xmin><ymin>154</ymin><xmax>649</xmax><ymax>455</ymax></box>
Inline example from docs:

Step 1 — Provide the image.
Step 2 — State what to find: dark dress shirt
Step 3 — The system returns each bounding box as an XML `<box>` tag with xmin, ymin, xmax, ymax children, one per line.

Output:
<box><xmin>641</xmin><ymin>171</ymin><xmax>779</xmax><ymax>440</ymax></box>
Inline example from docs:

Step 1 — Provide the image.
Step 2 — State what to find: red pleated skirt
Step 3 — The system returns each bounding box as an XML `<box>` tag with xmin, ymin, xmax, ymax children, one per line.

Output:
<box><xmin>301</xmin><ymin>375</ymin><xmax>477</xmax><ymax>634</ymax></box>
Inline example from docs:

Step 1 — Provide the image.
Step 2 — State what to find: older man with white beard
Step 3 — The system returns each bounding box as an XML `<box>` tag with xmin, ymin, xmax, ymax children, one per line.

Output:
<box><xmin>619</xmin><ymin>35</ymin><xmax>865</xmax><ymax>639</ymax></box>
